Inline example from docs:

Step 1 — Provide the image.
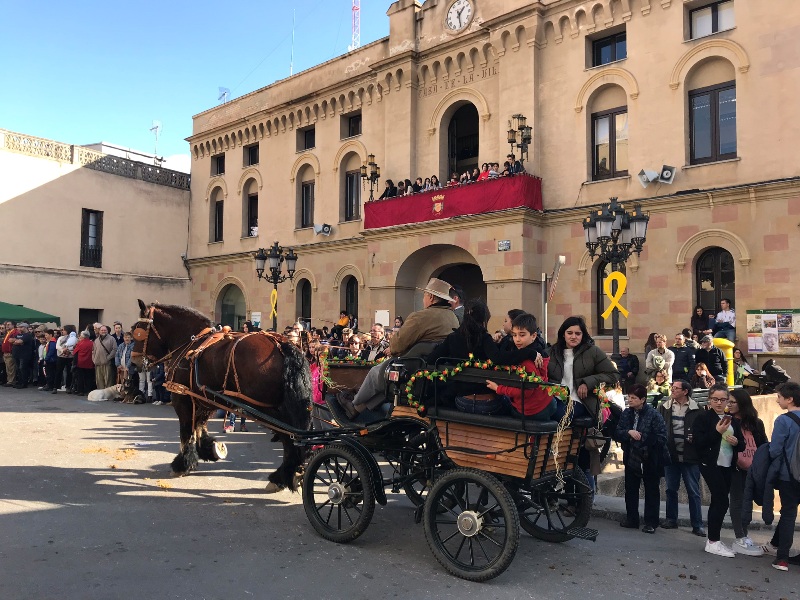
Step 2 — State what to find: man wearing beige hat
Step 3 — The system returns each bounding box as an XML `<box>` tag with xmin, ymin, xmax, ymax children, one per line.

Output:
<box><xmin>340</xmin><ymin>278</ymin><xmax>459</xmax><ymax>422</ymax></box>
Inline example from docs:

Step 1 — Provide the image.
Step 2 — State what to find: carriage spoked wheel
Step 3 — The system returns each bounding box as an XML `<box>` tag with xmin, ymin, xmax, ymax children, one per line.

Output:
<box><xmin>399</xmin><ymin>430</ymin><xmax>435</xmax><ymax>507</ymax></box>
<box><xmin>512</xmin><ymin>467</ymin><xmax>592</xmax><ymax>543</ymax></box>
<box><xmin>423</xmin><ymin>468</ymin><xmax>520</xmax><ymax>582</ymax></box>
<box><xmin>302</xmin><ymin>444</ymin><xmax>375</xmax><ymax>543</ymax></box>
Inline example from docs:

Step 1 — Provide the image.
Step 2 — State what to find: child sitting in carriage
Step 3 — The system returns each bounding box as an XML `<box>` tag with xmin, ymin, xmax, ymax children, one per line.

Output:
<box><xmin>486</xmin><ymin>313</ymin><xmax>556</xmax><ymax>421</ymax></box>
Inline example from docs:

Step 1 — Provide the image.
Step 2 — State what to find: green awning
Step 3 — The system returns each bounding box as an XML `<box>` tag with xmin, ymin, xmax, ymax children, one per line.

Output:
<box><xmin>0</xmin><ymin>301</ymin><xmax>61</xmax><ymax>326</ymax></box>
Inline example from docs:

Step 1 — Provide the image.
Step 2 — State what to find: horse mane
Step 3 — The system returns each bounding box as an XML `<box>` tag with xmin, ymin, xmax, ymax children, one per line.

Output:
<box><xmin>155</xmin><ymin>303</ymin><xmax>213</xmax><ymax>328</ymax></box>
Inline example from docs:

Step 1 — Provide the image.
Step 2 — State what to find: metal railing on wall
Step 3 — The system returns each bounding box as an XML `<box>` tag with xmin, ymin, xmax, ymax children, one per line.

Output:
<box><xmin>1</xmin><ymin>129</ymin><xmax>190</xmax><ymax>190</ymax></box>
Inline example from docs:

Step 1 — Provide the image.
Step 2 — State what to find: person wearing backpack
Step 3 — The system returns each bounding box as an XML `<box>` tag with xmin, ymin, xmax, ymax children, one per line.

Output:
<box><xmin>765</xmin><ymin>381</ymin><xmax>800</xmax><ymax>571</ymax></box>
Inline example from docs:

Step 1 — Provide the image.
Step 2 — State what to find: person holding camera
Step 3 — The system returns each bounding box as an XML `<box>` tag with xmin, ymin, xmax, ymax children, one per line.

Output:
<box><xmin>692</xmin><ymin>383</ymin><xmax>746</xmax><ymax>557</ymax></box>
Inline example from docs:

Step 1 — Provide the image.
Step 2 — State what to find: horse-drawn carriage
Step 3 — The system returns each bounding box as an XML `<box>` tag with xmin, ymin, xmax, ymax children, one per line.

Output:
<box><xmin>130</xmin><ymin>302</ymin><xmax>597</xmax><ymax>582</ymax></box>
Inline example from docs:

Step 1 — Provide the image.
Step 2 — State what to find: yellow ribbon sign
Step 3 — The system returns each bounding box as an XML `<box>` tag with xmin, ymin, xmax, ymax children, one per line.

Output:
<box><xmin>602</xmin><ymin>271</ymin><xmax>629</xmax><ymax>319</ymax></box>
<box><xmin>269</xmin><ymin>288</ymin><xmax>278</xmax><ymax>320</ymax></box>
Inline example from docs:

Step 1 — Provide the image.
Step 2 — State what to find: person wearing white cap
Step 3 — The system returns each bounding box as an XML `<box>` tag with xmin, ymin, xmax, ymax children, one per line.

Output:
<box><xmin>340</xmin><ymin>278</ymin><xmax>459</xmax><ymax>422</ymax></box>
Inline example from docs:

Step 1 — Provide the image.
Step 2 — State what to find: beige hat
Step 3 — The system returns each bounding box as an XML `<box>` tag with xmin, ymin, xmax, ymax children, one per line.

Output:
<box><xmin>417</xmin><ymin>278</ymin><xmax>454</xmax><ymax>302</ymax></box>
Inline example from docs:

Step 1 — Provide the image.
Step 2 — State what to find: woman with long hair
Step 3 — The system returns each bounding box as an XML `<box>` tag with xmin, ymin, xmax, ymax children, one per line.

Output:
<box><xmin>692</xmin><ymin>383</ymin><xmax>746</xmax><ymax>557</ymax></box>
<box><xmin>644</xmin><ymin>332</ymin><xmax>658</xmax><ymax>356</ymax></box>
<box><xmin>726</xmin><ymin>388</ymin><xmax>768</xmax><ymax>556</ymax></box>
<box><xmin>691</xmin><ymin>305</ymin><xmax>712</xmax><ymax>339</ymax></box>
<box><xmin>732</xmin><ymin>347</ymin><xmax>754</xmax><ymax>385</ymax></box>
<box><xmin>548</xmin><ymin>316</ymin><xmax>619</xmax><ymax>421</ymax></box>
<box><xmin>691</xmin><ymin>362</ymin><xmax>716</xmax><ymax>389</ymax></box>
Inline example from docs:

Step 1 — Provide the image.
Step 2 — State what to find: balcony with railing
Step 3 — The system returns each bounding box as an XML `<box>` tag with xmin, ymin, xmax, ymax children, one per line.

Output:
<box><xmin>363</xmin><ymin>174</ymin><xmax>543</xmax><ymax>230</ymax></box>
<box><xmin>80</xmin><ymin>245</ymin><xmax>103</xmax><ymax>268</ymax></box>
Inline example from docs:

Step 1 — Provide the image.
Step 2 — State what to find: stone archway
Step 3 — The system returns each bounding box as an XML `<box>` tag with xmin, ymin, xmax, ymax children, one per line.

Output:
<box><xmin>394</xmin><ymin>244</ymin><xmax>484</xmax><ymax>317</ymax></box>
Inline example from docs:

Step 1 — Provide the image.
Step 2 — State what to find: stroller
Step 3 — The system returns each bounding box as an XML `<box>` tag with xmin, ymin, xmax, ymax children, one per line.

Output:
<box><xmin>742</xmin><ymin>358</ymin><xmax>790</xmax><ymax>395</ymax></box>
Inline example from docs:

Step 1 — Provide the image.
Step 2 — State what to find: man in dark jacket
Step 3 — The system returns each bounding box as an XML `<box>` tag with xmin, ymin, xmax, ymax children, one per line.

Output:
<box><xmin>11</xmin><ymin>323</ymin><xmax>35</xmax><ymax>389</ymax></box>
<box><xmin>658</xmin><ymin>380</ymin><xmax>705</xmax><ymax>535</ymax></box>
<box><xmin>669</xmin><ymin>333</ymin><xmax>696</xmax><ymax>383</ymax></box>
<box><xmin>617</xmin><ymin>346</ymin><xmax>639</xmax><ymax>392</ymax></box>
<box><xmin>694</xmin><ymin>335</ymin><xmax>726</xmax><ymax>383</ymax></box>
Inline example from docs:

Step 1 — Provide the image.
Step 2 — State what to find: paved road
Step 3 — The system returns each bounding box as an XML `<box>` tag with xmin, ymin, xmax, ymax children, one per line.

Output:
<box><xmin>0</xmin><ymin>387</ymin><xmax>795</xmax><ymax>600</ymax></box>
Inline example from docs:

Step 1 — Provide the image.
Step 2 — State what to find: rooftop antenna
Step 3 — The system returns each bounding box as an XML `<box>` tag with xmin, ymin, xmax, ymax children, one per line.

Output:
<box><xmin>218</xmin><ymin>87</ymin><xmax>230</xmax><ymax>104</ymax></box>
<box><xmin>348</xmin><ymin>0</ymin><xmax>361</xmax><ymax>51</ymax></box>
<box><xmin>290</xmin><ymin>9</ymin><xmax>296</xmax><ymax>76</ymax></box>
<box><xmin>149</xmin><ymin>120</ymin><xmax>162</xmax><ymax>163</ymax></box>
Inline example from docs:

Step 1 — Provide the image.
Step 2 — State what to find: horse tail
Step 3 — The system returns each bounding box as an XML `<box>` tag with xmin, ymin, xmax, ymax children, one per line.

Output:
<box><xmin>280</xmin><ymin>342</ymin><xmax>312</xmax><ymax>431</ymax></box>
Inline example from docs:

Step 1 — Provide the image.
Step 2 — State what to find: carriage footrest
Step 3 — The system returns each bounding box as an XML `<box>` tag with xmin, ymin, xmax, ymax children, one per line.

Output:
<box><xmin>567</xmin><ymin>526</ymin><xmax>598</xmax><ymax>542</ymax></box>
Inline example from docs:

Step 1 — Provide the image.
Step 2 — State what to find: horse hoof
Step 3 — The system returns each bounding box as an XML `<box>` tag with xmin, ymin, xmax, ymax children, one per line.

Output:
<box><xmin>212</xmin><ymin>442</ymin><xmax>228</xmax><ymax>460</ymax></box>
<box><xmin>264</xmin><ymin>481</ymin><xmax>285</xmax><ymax>494</ymax></box>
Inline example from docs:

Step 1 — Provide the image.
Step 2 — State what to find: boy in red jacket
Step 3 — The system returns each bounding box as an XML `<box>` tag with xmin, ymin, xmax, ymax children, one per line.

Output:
<box><xmin>486</xmin><ymin>313</ymin><xmax>556</xmax><ymax>420</ymax></box>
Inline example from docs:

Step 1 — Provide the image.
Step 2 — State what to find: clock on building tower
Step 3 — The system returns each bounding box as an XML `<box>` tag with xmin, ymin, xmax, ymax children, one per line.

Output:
<box><xmin>445</xmin><ymin>0</ymin><xmax>474</xmax><ymax>33</ymax></box>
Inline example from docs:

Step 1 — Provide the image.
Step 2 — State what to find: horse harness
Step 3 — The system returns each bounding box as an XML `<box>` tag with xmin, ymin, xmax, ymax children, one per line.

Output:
<box><xmin>133</xmin><ymin>305</ymin><xmax>292</xmax><ymax>433</ymax></box>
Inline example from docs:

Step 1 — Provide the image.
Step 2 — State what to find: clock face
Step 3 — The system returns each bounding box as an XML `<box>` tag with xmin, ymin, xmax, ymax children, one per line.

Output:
<box><xmin>445</xmin><ymin>0</ymin><xmax>473</xmax><ymax>32</ymax></box>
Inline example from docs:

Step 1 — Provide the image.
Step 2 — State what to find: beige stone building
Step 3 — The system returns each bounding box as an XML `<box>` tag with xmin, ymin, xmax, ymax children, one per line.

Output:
<box><xmin>185</xmin><ymin>0</ymin><xmax>800</xmax><ymax>375</ymax></box>
<box><xmin>0</xmin><ymin>129</ymin><xmax>191</xmax><ymax>329</ymax></box>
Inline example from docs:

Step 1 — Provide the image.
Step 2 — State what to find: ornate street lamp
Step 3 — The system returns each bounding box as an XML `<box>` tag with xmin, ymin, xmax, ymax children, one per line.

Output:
<box><xmin>507</xmin><ymin>113</ymin><xmax>532</xmax><ymax>167</ymax></box>
<box><xmin>360</xmin><ymin>153</ymin><xmax>381</xmax><ymax>201</ymax></box>
<box><xmin>583</xmin><ymin>197</ymin><xmax>649</xmax><ymax>361</ymax></box>
<box><xmin>254</xmin><ymin>241</ymin><xmax>298</xmax><ymax>331</ymax></box>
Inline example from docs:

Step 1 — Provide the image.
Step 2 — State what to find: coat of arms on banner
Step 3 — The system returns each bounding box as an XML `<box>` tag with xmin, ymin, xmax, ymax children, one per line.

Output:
<box><xmin>431</xmin><ymin>194</ymin><xmax>445</xmax><ymax>215</ymax></box>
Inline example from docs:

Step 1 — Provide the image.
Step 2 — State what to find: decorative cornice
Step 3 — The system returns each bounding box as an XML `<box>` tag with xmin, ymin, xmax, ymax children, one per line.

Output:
<box><xmin>206</xmin><ymin>177</ymin><xmax>227</xmax><ymax>201</ymax></box>
<box><xmin>675</xmin><ymin>229</ymin><xmax>751</xmax><ymax>271</ymax></box>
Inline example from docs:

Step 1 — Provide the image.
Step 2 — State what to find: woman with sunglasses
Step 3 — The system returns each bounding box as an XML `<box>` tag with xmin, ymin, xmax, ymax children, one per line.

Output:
<box><xmin>692</xmin><ymin>383</ymin><xmax>746</xmax><ymax>557</ymax></box>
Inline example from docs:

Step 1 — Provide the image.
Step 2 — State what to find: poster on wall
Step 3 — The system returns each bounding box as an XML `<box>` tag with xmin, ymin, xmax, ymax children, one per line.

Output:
<box><xmin>746</xmin><ymin>309</ymin><xmax>800</xmax><ymax>355</ymax></box>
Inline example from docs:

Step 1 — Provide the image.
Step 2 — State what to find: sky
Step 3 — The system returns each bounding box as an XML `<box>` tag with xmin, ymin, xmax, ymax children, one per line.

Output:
<box><xmin>0</xmin><ymin>1</ymin><xmax>390</xmax><ymax>172</ymax></box>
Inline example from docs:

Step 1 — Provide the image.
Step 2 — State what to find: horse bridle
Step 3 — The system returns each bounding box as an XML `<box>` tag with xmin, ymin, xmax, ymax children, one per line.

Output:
<box><xmin>131</xmin><ymin>305</ymin><xmax>162</xmax><ymax>366</ymax></box>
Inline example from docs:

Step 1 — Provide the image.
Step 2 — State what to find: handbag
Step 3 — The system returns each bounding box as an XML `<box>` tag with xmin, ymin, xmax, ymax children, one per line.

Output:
<box><xmin>584</xmin><ymin>427</ymin><xmax>607</xmax><ymax>451</ymax></box>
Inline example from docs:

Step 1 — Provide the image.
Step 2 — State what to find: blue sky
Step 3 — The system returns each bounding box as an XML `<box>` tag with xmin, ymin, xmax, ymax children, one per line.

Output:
<box><xmin>1</xmin><ymin>1</ymin><xmax>389</xmax><ymax>168</ymax></box>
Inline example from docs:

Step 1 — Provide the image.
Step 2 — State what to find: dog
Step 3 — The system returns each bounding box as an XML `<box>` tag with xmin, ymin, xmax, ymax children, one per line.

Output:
<box><xmin>87</xmin><ymin>383</ymin><xmax>124</xmax><ymax>402</ymax></box>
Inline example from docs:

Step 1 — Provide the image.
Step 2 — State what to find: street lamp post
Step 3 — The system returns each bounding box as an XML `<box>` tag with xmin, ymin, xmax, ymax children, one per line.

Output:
<box><xmin>360</xmin><ymin>153</ymin><xmax>381</xmax><ymax>201</ymax></box>
<box><xmin>583</xmin><ymin>197</ymin><xmax>649</xmax><ymax>362</ymax></box>
<box><xmin>254</xmin><ymin>242</ymin><xmax>298</xmax><ymax>331</ymax></box>
<box><xmin>507</xmin><ymin>114</ymin><xmax>533</xmax><ymax>168</ymax></box>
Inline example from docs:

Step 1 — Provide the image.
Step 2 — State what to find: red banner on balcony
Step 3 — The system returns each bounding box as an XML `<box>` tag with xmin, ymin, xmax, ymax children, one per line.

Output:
<box><xmin>363</xmin><ymin>174</ymin><xmax>543</xmax><ymax>229</ymax></box>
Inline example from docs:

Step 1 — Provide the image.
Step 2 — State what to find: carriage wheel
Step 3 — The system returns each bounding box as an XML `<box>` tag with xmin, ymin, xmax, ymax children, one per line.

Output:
<box><xmin>399</xmin><ymin>430</ymin><xmax>434</xmax><ymax>507</ymax></box>
<box><xmin>423</xmin><ymin>468</ymin><xmax>520</xmax><ymax>582</ymax></box>
<box><xmin>513</xmin><ymin>467</ymin><xmax>592</xmax><ymax>543</ymax></box>
<box><xmin>302</xmin><ymin>444</ymin><xmax>375</xmax><ymax>544</ymax></box>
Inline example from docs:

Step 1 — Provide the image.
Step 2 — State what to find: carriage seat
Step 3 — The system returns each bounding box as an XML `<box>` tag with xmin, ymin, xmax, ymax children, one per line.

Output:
<box><xmin>426</xmin><ymin>406</ymin><xmax>592</xmax><ymax>433</ymax></box>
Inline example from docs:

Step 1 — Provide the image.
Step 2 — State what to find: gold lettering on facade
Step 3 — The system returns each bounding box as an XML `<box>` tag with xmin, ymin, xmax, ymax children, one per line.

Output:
<box><xmin>418</xmin><ymin>66</ymin><xmax>498</xmax><ymax>99</ymax></box>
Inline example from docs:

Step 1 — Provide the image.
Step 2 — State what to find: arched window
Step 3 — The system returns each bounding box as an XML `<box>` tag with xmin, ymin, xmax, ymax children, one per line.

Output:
<box><xmin>588</xmin><ymin>85</ymin><xmax>628</xmax><ymax>180</ymax></box>
<box><xmin>686</xmin><ymin>57</ymin><xmax>737</xmax><ymax>165</ymax></box>
<box><xmin>296</xmin><ymin>164</ymin><xmax>315</xmax><ymax>229</ymax></box>
<box><xmin>340</xmin><ymin>151</ymin><xmax>362</xmax><ymax>222</ymax></box>
<box><xmin>209</xmin><ymin>187</ymin><xmax>224</xmax><ymax>242</ymax></box>
<box><xmin>218</xmin><ymin>284</ymin><xmax>245</xmax><ymax>330</ymax></box>
<box><xmin>696</xmin><ymin>247</ymin><xmax>735</xmax><ymax>315</ymax></box>
<box><xmin>242</xmin><ymin>178</ymin><xmax>258</xmax><ymax>237</ymax></box>
<box><xmin>596</xmin><ymin>261</ymin><xmax>627</xmax><ymax>336</ymax></box>
<box><xmin>296</xmin><ymin>279</ymin><xmax>312</xmax><ymax>329</ymax></box>
<box><xmin>344</xmin><ymin>276</ymin><xmax>358</xmax><ymax>322</ymax></box>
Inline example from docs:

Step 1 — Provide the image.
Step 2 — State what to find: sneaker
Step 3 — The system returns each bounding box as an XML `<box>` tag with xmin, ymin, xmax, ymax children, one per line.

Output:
<box><xmin>772</xmin><ymin>559</ymin><xmax>789</xmax><ymax>572</ymax></box>
<box><xmin>733</xmin><ymin>537</ymin><xmax>764</xmax><ymax>557</ymax></box>
<box><xmin>38</xmin><ymin>386</ymin><xmax>46</xmax><ymax>390</ymax></box>
<box><xmin>705</xmin><ymin>540</ymin><xmax>735</xmax><ymax>558</ymax></box>
<box><xmin>223</xmin><ymin>425</ymin><xmax>233</xmax><ymax>433</ymax></box>
<box><xmin>239</xmin><ymin>424</ymin><xmax>248</xmax><ymax>432</ymax></box>
<box><xmin>760</xmin><ymin>543</ymin><xmax>778</xmax><ymax>556</ymax></box>
<box><xmin>152</xmin><ymin>400</ymin><xmax>162</xmax><ymax>406</ymax></box>
<box><xmin>58</xmin><ymin>386</ymin><xmax>67</xmax><ymax>392</ymax></box>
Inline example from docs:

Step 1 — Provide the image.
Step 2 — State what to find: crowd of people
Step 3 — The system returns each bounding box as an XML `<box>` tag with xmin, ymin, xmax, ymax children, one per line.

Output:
<box><xmin>3</xmin><ymin>288</ymin><xmax>799</xmax><ymax>572</ymax></box>
<box><xmin>374</xmin><ymin>154</ymin><xmax>525</xmax><ymax>200</ymax></box>
<box><xmin>1</xmin><ymin>320</ymin><xmax>169</xmax><ymax>405</ymax></box>
<box><xmin>615</xmin><ymin>299</ymin><xmax>756</xmax><ymax>397</ymax></box>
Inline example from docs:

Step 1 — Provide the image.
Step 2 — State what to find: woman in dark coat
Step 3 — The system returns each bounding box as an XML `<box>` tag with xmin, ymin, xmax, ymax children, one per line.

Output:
<box><xmin>548</xmin><ymin>316</ymin><xmax>619</xmax><ymax>421</ymax></box>
<box><xmin>613</xmin><ymin>384</ymin><xmax>668</xmax><ymax>533</ymax></box>
<box><xmin>691</xmin><ymin>306</ymin><xmax>712</xmax><ymax>339</ymax></box>
<box><xmin>692</xmin><ymin>383</ymin><xmax>746</xmax><ymax>557</ymax></box>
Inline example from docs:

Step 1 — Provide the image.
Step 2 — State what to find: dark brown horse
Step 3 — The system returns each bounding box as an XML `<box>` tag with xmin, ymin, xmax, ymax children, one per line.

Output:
<box><xmin>130</xmin><ymin>300</ymin><xmax>311</xmax><ymax>491</ymax></box>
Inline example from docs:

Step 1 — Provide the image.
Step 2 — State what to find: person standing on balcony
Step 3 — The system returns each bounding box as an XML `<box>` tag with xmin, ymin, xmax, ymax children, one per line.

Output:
<box><xmin>507</xmin><ymin>154</ymin><xmax>524</xmax><ymax>174</ymax></box>
<box><xmin>378</xmin><ymin>179</ymin><xmax>396</xmax><ymax>200</ymax></box>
